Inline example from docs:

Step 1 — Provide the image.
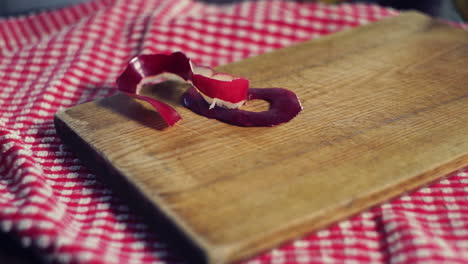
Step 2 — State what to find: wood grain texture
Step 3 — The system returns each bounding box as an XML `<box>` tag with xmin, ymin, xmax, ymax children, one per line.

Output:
<box><xmin>54</xmin><ymin>12</ymin><xmax>468</xmax><ymax>264</ymax></box>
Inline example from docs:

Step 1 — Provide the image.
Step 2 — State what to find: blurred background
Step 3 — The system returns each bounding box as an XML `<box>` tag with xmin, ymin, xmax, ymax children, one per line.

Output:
<box><xmin>0</xmin><ymin>0</ymin><xmax>86</xmax><ymax>16</ymax></box>
<box><xmin>0</xmin><ymin>0</ymin><xmax>467</xmax><ymax>21</ymax></box>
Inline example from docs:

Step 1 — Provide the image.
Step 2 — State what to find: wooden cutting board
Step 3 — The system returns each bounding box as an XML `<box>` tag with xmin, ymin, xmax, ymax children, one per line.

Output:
<box><xmin>55</xmin><ymin>12</ymin><xmax>468</xmax><ymax>264</ymax></box>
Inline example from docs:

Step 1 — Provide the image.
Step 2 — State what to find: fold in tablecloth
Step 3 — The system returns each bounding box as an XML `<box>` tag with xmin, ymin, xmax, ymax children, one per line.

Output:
<box><xmin>0</xmin><ymin>0</ymin><xmax>467</xmax><ymax>263</ymax></box>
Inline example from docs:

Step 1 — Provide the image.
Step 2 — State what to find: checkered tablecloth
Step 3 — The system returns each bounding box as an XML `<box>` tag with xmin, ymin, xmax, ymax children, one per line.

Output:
<box><xmin>1</xmin><ymin>0</ymin><xmax>467</xmax><ymax>263</ymax></box>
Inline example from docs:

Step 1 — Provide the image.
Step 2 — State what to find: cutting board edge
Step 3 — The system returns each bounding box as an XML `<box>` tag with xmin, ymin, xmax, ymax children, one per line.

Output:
<box><xmin>54</xmin><ymin>110</ymin><xmax>220</xmax><ymax>263</ymax></box>
<box><xmin>224</xmin><ymin>155</ymin><xmax>468</xmax><ymax>264</ymax></box>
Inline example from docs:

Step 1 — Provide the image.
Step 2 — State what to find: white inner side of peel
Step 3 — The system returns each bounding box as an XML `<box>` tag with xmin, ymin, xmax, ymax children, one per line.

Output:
<box><xmin>190</xmin><ymin>61</ymin><xmax>213</xmax><ymax>76</ymax></box>
<box><xmin>210</xmin><ymin>73</ymin><xmax>234</xmax><ymax>81</ymax></box>
<box><xmin>136</xmin><ymin>73</ymin><xmax>185</xmax><ymax>94</ymax></box>
<box><xmin>191</xmin><ymin>63</ymin><xmax>235</xmax><ymax>82</ymax></box>
<box><xmin>190</xmin><ymin>61</ymin><xmax>245</xmax><ymax>108</ymax></box>
<box><xmin>198</xmin><ymin>89</ymin><xmax>245</xmax><ymax>109</ymax></box>
<box><xmin>136</xmin><ymin>64</ymin><xmax>245</xmax><ymax>109</ymax></box>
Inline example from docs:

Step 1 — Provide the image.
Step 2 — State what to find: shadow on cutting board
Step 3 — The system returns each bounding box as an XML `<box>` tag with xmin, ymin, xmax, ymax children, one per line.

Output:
<box><xmin>98</xmin><ymin>80</ymin><xmax>191</xmax><ymax>131</ymax></box>
<box><xmin>98</xmin><ymin>94</ymin><xmax>170</xmax><ymax>131</ymax></box>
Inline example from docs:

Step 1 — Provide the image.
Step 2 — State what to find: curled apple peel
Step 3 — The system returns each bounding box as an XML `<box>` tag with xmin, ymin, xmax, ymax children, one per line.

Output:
<box><xmin>116</xmin><ymin>51</ymin><xmax>302</xmax><ymax>127</ymax></box>
<box><xmin>116</xmin><ymin>52</ymin><xmax>191</xmax><ymax>126</ymax></box>
<box><xmin>183</xmin><ymin>87</ymin><xmax>302</xmax><ymax>127</ymax></box>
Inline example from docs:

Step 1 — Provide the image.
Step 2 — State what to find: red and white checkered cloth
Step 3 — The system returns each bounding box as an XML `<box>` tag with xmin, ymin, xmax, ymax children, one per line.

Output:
<box><xmin>1</xmin><ymin>0</ymin><xmax>467</xmax><ymax>263</ymax></box>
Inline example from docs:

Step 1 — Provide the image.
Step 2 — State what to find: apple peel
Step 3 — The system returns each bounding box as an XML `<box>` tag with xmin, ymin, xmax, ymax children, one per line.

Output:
<box><xmin>116</xmin><ymin>52</ymin><xmax>191</xmax><ymax>126</ymax></box>
<box><xmin>183</xmin><ymin>87</ymin><xmax>302</xmax><ymax>127</ymax></box>
<box><xmin>190</xmin><ymin>62</ymin><xmax>249</xmax><ymax>109</ymax></box>
<box><xmin>116</xmin><ymin>51</ymin><xmax>302</xmax><ymax>127</ymax></box>
<box><xmin>116</xmin><ymin>52</ymin><xmax>249</xmax><ymax>126</ymax></box>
